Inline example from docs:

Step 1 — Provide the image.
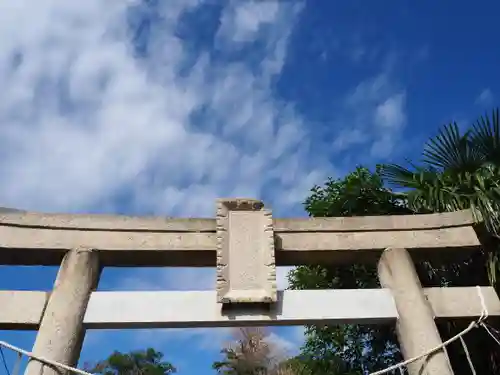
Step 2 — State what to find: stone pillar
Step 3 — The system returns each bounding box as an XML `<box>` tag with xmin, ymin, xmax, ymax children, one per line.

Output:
<box><xmin>25</xmin><ymin>247</ymin><xmax>101</xmax><ymax>375</ymax></box>
<box><xmin>378</xmin><ymin>247</ymin><xmax>454</xmax><ymax>375</ymax></box>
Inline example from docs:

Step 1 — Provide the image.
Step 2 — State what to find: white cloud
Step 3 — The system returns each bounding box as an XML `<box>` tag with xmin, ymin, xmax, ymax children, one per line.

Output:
<box><xmin>332</xmin><ymin>72</ymin><xmax>407</xmax><ymax>160</ymax></box>
<box><xmin>332</xmin><ymin>128</ymin><xmax>369</xmax><ymax>152</ymax></box>
<box><xmin>370</xmin><ymin>92</ymin><xmax>406</xmax><ymax>158</ymax></box>
<box><xmin>217</xmin><ymin>1</ymin><xmax>280</xmax><ymax>43</ymax></box>
<box><xmin>109</xmin><ymin>265</ymin><xmax>292</xmax><ymax>293</ymax></box>
<box><xmin>266</xmin><ymin>329</ymin><xmax>303</xmax><ymax>359</ymax></box>
<box><xmin>374</xmin><ymin>93</ymin><xmax>406</xmax><ymax>130</ymax></box>
<box><xmin>346</xmin><ymin>72</ymin><xmax>392</xmax><ymax>107</ymax></box>
<box><xmin>0</xmin><ymin>0</ymin><xmax>323</xmax><ymax>217</ymax></box>
<box><xmin>0</xmin><ymin>0</ymin><xmax>320</xmax><ymax>363</ymax></box>
<box><xmin>0</xmin><ymin>0</ymin><xmax>408</xmax><ymax>367</ymax></box>
<box><xmin>133</xmin><ymin>326</ymin><xmax>233</xmax><ymax>351</ymax></box>
<box><xmin>475</xmin><ymin>88</ymin><xmax>494</xmax><ymax>107</ymax></box>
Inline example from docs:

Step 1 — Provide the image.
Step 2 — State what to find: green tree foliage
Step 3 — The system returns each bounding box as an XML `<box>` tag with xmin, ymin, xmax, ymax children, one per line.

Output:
<box><xmin>380</xmin><ymin>108</ymin><xmax>500</xmax><ymax>285</ymax></box>
<box><xmin>287</xmin><ymin>109</ymin><xmax>500</xmax><ymax>374</ymax></box>
<box><xmin>85</xmin><ymin>348</ymin><xmax>176</xmax><ymax>375</ymax></box>
<box><xmin>287</xmin><ymin>167</ymin><xmax>411</xmax><ymax>375</ymax></box>
<box><xmin>304</xmin><ymin>166</ymin><xmax>410</xmax><ymax>218</ymax></box>
<box><xmin>379</xmin><ymin>108</ymin><xmax>500</xmax><ymax>374</ymax></box>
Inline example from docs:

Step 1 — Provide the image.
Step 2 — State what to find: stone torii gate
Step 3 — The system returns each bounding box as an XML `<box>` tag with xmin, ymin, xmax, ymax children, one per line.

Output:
<box><xmin>0</xmin><ymin>198</ymin><xmax>499</xmax><ymax>375</ymax></box>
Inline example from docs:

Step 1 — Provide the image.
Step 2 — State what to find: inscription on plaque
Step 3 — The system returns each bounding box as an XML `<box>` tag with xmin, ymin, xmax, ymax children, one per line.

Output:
<box><xmin>216</xmin><ymin>198</ymin><xmax>277</xmax><ymax>304</ymax></box>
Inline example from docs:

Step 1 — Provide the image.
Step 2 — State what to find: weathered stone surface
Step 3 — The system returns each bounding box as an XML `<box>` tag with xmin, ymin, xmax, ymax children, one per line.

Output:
<box><xmin>83</xmin><ymin>289</ymin><xmax>397</xmax><ymax>328</ymax></box>
<box><xmin>24</xmin><ymin>247</ymin><xmax>101</xmax><ymax>375</ymax></box>
<box><xmin>216</xmin><ymin>198</ymin><xmax>277</xmax><ymax>304</ymax></box>
<box><xmin>0</xmin><ymin>291</ymin><xmax>49</xmax><ymax>329</ymax></box>
<box><xmin>2</xmin><ymin>286</ymin><xmax>499</xmax><ymax>330</ymax></box>
<box><xmin>378</xmin><ymin>247</ymin><xmax>454</xmax><ymax>375</ymax></box>
<box><xmin>0</xmin><ymin>204</ymin><xmax>481</xmax><ymax>267</ymax></box>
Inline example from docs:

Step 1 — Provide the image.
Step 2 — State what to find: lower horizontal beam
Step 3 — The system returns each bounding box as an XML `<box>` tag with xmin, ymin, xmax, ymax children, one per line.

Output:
<box><xmin>83</xmin><ymin>289</ymin><xmax>397</xmax><ymax>328</ymax></box>
<box><xmin>0</xmin><ymin>289</ymin><xmax>397</xmax><ymax>329</ymax></box>
<box><xmin>0</xmin><ymin>291</ymin><xmax>49</xmax><ymax>330</ymax></box>
<box><xmin>1</xmin><ymin>287</ymin><xmax>498</xmax><ymax>330</ymax></box>
<box><xmin>424</xmin><ymin>286</ymin><xmax>500</xmax><ymax>318</ymax></box>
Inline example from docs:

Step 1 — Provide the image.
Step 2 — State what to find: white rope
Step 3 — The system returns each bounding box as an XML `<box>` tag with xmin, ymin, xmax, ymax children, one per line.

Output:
<box><xmin>476</xmin><ymin>285</ymin><xmax>488</xmax><ymax>321</ymax></box>
<box><xmin>0</xmin><ymin>341</ymin><xmax>92</xmax><ymax>375</ymax></box>
<box><xmin>481</xmin><ymin>322</ymin><xmax>500</xmax><ymax>346</ymax></box>
<box><xmin>370</xmin><ymin>285</ymin><xmax>488</xmax><ymax>375</ymax></box>
<box><xmin>12</xmin><ymin>352</ymin><xmax>22</xmax><ymax>375</ymax></box>
<box><xmin>458</xmin><ymin>336</ymin><xmax>475</xmax><ymax>375</ymax></box>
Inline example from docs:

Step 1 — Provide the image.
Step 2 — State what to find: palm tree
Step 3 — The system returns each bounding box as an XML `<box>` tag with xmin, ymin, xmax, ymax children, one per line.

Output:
<box><xmin>380</xmin><ymin>108</ymin><xmax>500</xmax><ymax>277</ymax></box>
<box><xmin>379</xmin><ymin>108</ymin><xmax>500</xmax><ymax>374</ymax></box>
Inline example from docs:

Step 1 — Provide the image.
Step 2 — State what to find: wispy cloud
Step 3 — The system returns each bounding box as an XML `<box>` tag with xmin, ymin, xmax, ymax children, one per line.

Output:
<box><xmin>104</xmin><ymin>265</ymin><xmax>292</xmax><ymax>292</ymax></box>
<box><xmin>0</xmin><ymin>0</ymin><xmax>316</xmax><ymax>368</ymax></box>
<box><xmin>0</xmin><ymin>0</ymin><xmax>323</xmax><ymax>218</ymax></box>
<box><xmin>0</xmin><ymin>0</ymin><xmax>408</xmax><ymax>372</ymax></box>
<box><xmin>332</xmin><ymin>71</ymin><xmax>407</xmax><ymax>162</ymax></box>
<box><xmin>374</xmin><ymin>93</ymin><xmax>406</xmax><ymax>130</ymax></box>
<box><xmin>475</xmin><ymin>88</ymin><xmax>494</xmax><ymax>107</ymax></box>
<box><xmin>216</xmin><ymin>1</ymin><xmax>280</xmax><ymax>44</ymax></box>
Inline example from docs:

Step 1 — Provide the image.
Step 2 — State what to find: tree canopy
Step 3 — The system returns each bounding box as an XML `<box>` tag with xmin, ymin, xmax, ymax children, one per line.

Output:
<box><xmin>213</xmin><ymin>328</ymin><xmax>274</xmax><ymax>375</ymax></box>
<box><xmin>287</xmin><ymin>166</ymin><xmax>407</xmax><ymax>375</ymax></box>
<box><xmin>380</xmin><ymin>108</ymin><xmax>500</xmax><ymax>286</ymax></box>
<box><xmin>287</xmin><ymin>108</ymin><xmax>500</xmax><ymax>375</ymax></box>
<box><xmin>379</xmin><ymin>107</ymin><xmax>500</xmax><ymax>373</ymax></box>
<box><xmin>212</xmin><ymin>328</ymin><xmax>310</xmax><ymax>375</ymax></box>
<box><xmin>84</xmin><ymin>348</ymin><xmax>176</xmax><ymax>375</ymax></box>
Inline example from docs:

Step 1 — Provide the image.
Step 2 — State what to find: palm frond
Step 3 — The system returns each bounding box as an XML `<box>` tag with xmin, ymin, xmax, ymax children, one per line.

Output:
<box><xmin>380</xmin><ymin>109</ymin><xmax>500</xmax><ymax>295</ymax></box>
<box><xmin>379</xmin><ymin>163</ymin><xmax>438</xmax><ymax>191</ymax></box>
<box><xmin>470</xmin><ymin>107</ymin><xmax>500</xmax><ymax>163</ymax></box>
<box><xmin>421</xmin><ymin>122</ymin><xmax>483</xmax><ymax>173</ymax></box>
<box><xmin>382</xmin><ymin>162</ymin><xmax>500</xmax><ymax>231</ymax></box>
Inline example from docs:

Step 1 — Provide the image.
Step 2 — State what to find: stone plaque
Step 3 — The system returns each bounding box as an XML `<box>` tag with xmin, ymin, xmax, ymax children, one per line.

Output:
<box><xmin>216</xmin><ymin>198</ymin><xmax>277</xmax><ymax>304</ymax></box>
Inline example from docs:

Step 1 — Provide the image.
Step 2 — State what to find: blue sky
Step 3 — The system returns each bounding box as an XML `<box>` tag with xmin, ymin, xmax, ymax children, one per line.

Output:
<box><xmin>0</xmin><ymin>0</ymin><xmax>498</xmax><ymax>374</ymax></box>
